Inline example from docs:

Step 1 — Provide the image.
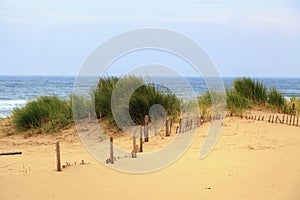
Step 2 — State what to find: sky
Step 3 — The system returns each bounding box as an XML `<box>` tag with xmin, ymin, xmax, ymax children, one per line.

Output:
<box><xmin>0</xmin><ymin>0</ymin><xmax>300</xmax><ymax>77</ymax></box>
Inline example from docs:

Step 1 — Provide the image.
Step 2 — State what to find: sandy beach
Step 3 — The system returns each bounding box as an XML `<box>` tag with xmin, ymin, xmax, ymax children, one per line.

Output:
<box><xmin>0</xmin><ymin>111</ymin><xmax>300</xmax><ymax>200</ymax></box>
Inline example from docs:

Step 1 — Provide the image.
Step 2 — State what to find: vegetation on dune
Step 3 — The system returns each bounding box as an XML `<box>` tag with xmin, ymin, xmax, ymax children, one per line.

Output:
<box><xmin>10</xmin><ymin>76</ymin><xmax>300</xmax><ymax>136</ymax></box>
<box><xmin>94</xmin><ymin>75</ymin><xmax>181</xmax><ymax>126</ymax></box>
<box><xmin>233</xmin><ymin>77</ymin><xmax>267</xmax><ymax>105</ymax></box>
<box><xmin>12</xmin><ymin>96</ymin><xmax>72</xmax><ymax>133</ymax></box>
<box><xmin>226</xmin><ymin>89</ymin><xmax>252</xmax><ymax>115</ymax></box>
<box><xmin>200</xmin><ymin>77</ymin><xmax>299</xmax><ymax>115</ymax></box>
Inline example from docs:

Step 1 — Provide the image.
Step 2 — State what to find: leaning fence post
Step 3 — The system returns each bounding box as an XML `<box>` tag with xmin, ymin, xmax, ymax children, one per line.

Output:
<box><xmin>56</xmin><ymin>142</ymin><xmax>61</xmax><ymax>171</ymax></box>
<box><xmin>109</xmin><ymin>137</ymin><xmax>114</xmax><ymax>164</ymax></box>
<box><xmin>144</xmin><ymin>115</ymin><xmax>149</xmax><ymax>142</ymax></box>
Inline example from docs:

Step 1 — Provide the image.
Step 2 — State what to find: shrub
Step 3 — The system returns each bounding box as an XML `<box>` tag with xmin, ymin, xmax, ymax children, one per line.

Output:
<box><xmin>71</xmin><ymin>94</ymin><xmax>94</xmax><ymax>120</ymax></box>
<box><xmin>267</xmin><ymin>86</ymin><xmax>284</xmax><ymax>109</ymax></box>
<box><xmin>226</xmin><ymin>89</ymin><xmax>251</xmax><ymax>114</ymax></box>
<box><xmin>94</xmin><ymin>76</ymin><xmax>180</xmax><ymax>126</ymax></box>
<box><xmin>12</xmin><ymin>96</ymin><xmax>72</xmax><ymax>132</ymax></box>
<box><xmin>233</xmin><ymin>77</ymin><xmax>267</xmax><ymax>105</ymax></box>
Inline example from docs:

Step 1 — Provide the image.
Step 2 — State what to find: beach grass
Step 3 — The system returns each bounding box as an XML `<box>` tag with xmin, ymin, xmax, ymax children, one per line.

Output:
<box><xmin>94</xmin><ymin>75</ymin><xmax>181</xmax><ymax>126</ymax></box>
<box><xmin>9</xmin><ymin>76</ymin><xmax>300</xmax><ymax>135</ymax></box>
<box><xmin>12</xmin><ymin>96</ymin><xmax>72</xmax><ymax>133</ymax></box>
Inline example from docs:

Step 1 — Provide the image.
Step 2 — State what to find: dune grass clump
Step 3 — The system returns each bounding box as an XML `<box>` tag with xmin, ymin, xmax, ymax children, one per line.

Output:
<box><xmin>226</xmin><ymin>89</ymin><xmax>252</xmax><ymax>115</ymax></box>
<box><xmin>197</xmin><ymin>77</ymin><xmax>297</xmax><ymax>115</ymax></box>
<box><xmin>71</xmin><ymin>94</ymin><xmax>94</xmax><ymax>120</ymax></box>
<box><xmin>267</xmin><ymin>86</ymin><xmax>285</xmax><ymax>109</ymax></box>
<box><xmin>233</xmin><ymin>77</ymin><xmax>267</xmax><ymax>105</ymax></box>
<box><xmin>12</xmin><ymin>96</ymin><xmax>72</xmax><ymax>133</ymax></box>
<box><xmin>94</xmin><ymin>75</ymin><xmax>180</xmax><ymax>126</ymax></box>
<box><xmin>129</xmin><ymin>83</ymin><xmax>180</xmax><ymax>125</ymax></box>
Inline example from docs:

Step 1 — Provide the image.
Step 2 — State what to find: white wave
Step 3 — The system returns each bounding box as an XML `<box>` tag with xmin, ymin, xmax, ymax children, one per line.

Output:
<box><xmin>0</xmin><ymin>100</ymin><xmax>27</xmax><ymax>118</ymax></box>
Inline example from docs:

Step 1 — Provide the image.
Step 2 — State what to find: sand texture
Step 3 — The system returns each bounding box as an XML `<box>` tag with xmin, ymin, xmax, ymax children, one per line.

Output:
<box><xmin>0</xmin><ymin>111</ymin><xmax>300</xmax><ymax>200</ymax></box>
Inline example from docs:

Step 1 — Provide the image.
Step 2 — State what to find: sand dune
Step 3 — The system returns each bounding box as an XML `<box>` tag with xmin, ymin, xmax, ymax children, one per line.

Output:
<box><xmin>0</xmin><ymin>112</ymin><xmax>300</xmax><ymax>200</ymax></box>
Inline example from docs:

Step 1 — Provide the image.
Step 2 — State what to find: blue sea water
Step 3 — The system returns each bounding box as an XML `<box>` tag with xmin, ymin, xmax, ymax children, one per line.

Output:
<box><xmin>0</xmin><ymin>75</ymin><xmax>300</xmax><ymax>118</ymax></box>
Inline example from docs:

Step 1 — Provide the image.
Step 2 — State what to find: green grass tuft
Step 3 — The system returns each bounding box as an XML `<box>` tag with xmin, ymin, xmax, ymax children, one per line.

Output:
<box><xmin>12</xmin><ymin>96</ymin><xmax>72</xmax><ymax>133</ymax></box>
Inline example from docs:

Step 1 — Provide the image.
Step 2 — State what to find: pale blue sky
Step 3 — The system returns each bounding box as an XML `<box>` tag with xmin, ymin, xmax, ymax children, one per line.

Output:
<box><xmin>1</xmin><ymin>0</ymin><xmax>300</xmax><ymax>76</ymax></box>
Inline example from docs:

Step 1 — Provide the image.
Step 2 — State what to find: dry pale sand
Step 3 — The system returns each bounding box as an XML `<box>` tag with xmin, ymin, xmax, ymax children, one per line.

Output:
<box><xmin>0</xmin><ymin>111</ymin><xmax>300</xmax><ymax>200</ymax></box>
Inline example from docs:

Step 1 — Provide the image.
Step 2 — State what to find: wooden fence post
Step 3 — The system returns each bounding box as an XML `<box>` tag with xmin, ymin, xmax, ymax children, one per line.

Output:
<box><xmin>139</xmin><ymin>126</ymin><xmax>143</xmax><ymax>152</ymax></box>
<box><xmin>144</xmin><ymin>115</ymin><xmax>149</xmax><ymax>142</ymax></box>
<box><xmin>165</xmin><ymin>117</ymin><xmax>170</xmax><ymax>137</ymax></box>
<box><xmin>293</xmin><ymin>116</ymin><xmax>296</xmax><ymax>126</ymax></box>
<box><xmin>297</xmin><ymin>116</ymin><xmax>299</xmax><ymax>126</ymax></box>
<box><xmin>282</xmin><ymin>115</ymin><xmax>285</xmax><ymax>124</ymax></box>
<box><xmin>169</xmin><ymin>117</ymin><xmax>173</xmax><ymax>135</ymax></box>
<box><xmin>56</xmin><ymin>142</ymin><xmax>61</xmax><ymax>171</ymax></box>
<box><xmin>289</xmin><ymin>115</ymin><xmax>292</xmax><ymax>125</ymax></box>
<box><xmin>179</xmin><ymin>118</ymin><xmax>182</xmax><ymax>133</ymax></box>
<box><xmin>132</xmin><ymin>134</ymin><xmax>137</xmax><ymax>158</ymax></box>
<box><xmin>109</xmin><ymin>137</ymin><xmax>114</xmax><ymax>164</ymax></box>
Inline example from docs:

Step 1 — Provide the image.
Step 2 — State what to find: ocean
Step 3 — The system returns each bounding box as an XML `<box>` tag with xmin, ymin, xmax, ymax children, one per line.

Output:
<box><xmin>0</xmin><ymin>75</ymin><xmax>300</xmax><ymax>118</ymax></box>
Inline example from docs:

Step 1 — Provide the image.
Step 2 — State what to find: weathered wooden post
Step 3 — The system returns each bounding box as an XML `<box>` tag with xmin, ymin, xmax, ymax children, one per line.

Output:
<box><xmin>176</xmin><ymin>126</ymin><xmax>179</xmax><ymax>133</ymax></box>
<box><xmin>282</xmin><ymin>115</ymin><xmax>285</xmax><ymax>124</ymax></box>
<box><xmin>289</xmin><ymin>115</ymin><xmax>292</xmax><ymax>125</ymax></box>
<box><xmin>169</xmin><ymin>117</ymin><xmax>173</xmax><ymax>135</ymax></box>
<box><xmin>165</xmin><ymin>117</ymin><xmax>170</xmax><ymax>137</ymax></box>
<box><xmin>56</xmin><ymin>142</ymin><xmax>61</xmax><ymax>171</ymax></box>
<box><xmin>297</xmin><ymin>116</ymin><xmax>299</xmax><ymax>127</ymax></box>
<box><xmin>293</xmin><ymin>116</ymin><xmax>296</xmax><ymax>126</ymax></box>
<box><xmin>277</xmin><ymin>116</ymin><xmax>282</xmax><ymax>124</ymax></box>
<box><xmin>144</xmin><ymin>115</ymin><xmax>149</xmax><ymax>142</ymax></box>
<box><xmin>109</xmin><ymin>137</ymin><xmax>114</xmax><ymax>164</ymax></box>
<box><xmin>268</xmin><ymin>115</ymin><xmax>271</xmax><ymax>122</ymax></box>
<box><xmin>132</xmin><ymin>134</ymin><xmax>137</xmax><ymax>158</ymax></box>
<box><xmin>262</xmin><ymin>116</ymin><xmax>264</xmax><ymax>121</ymax></box>
<box><xmin>139</xmin><ymin>126</ymin><xmax>143</xmax><ymax>152</ymax></box>
<box><xmin>179</xmin><ymin>118</ymin><xmax>182</xmax><ymax>133</ymax></box>
<box><xmin>286</xmin><ymin>115</ymin><xmax>289</xmax><ymax>124</ymax></box>
<box><xmin>271</xmin><ymin>115</ymin><xmax>274</xmax><ymax>123</ymax></box>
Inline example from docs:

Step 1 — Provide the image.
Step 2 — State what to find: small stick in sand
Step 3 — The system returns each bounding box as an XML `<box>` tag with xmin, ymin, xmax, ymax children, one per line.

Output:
<box><xmin>0</xmin><ymin>151</ymin><xmax>22</xmax><ymax>156</ymax></box>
